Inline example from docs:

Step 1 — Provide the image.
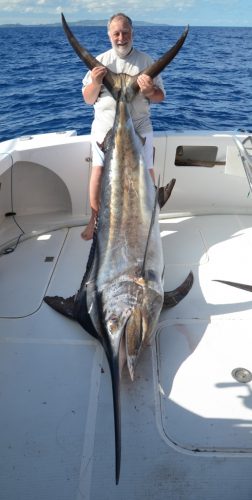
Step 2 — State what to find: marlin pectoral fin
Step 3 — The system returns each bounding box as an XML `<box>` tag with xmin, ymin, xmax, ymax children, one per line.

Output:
<box><xmin>213</xmin><ymin>279</ymin><xmax>252</xmax><ymax>292</ymax></box>
<box><xmin>163</xmin><ymin>270</ymin><xmax>194</xmax><ymax>308</ymax></box>
<box><xmin>44</xmin><ymin>295</ymin><xmax>76</xmax><ymax>319</ymax></box>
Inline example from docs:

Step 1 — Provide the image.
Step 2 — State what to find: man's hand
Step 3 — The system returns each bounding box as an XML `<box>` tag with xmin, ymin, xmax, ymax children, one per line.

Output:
<box><xmin>91</xmin><ymin>66</ymin><xmax>107</xmax><ymax>85</ymax></box>
<box><xmin>137</xmin><ymin>74</ymin><xmax>155</xmax><ymax>96</ymax></box>
<box><xmin>83</xmin><ymin>66</ymin><xmax>107</xmax><ymax>105</ymax></box>
<box><xmin>137</xmin><ymin>74</ymin><xmax>164</xmax><ymax>103</ymax></box>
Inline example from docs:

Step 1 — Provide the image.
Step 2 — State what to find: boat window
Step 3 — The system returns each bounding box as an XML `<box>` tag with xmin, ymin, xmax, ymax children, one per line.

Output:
<box><xmin>175</xmin><ymin>145</ymin><xmax>225</xmax><ymax>168</ymax></box>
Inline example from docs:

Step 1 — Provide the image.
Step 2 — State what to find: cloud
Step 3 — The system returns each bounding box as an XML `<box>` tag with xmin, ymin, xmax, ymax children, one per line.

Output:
<box><xmin>0</xmin><ymin>0</ymin><xmax>23</xmax><ymax>12</ymax></box>
<box><xmin>0</xmin><ymin>0</ymin><xmax>67</xmax><ymax>13</ymax></box>
<box><xmin>69</xmin><ymin>0</ymin><xmax>196</xmax><ymax>13</ymax></box>
<box><xmin>0</xmin><ymin>0</ymin><xmax>251</xmax><ymax>25</ymax></box>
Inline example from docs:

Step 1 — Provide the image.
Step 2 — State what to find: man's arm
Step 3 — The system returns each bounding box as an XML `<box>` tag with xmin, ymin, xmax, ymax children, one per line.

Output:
<box><xmin>82</xmin><ymin>66</ymin><xmax>107</xmax><ymax>105</ymax></box>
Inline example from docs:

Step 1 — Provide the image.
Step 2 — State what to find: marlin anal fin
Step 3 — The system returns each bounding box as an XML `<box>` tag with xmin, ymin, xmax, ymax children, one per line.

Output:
<box><xmin>163</xmin><ymin>271</ymin><xmax>194</xmax><ymax>308</ymax></box>
<box><xmin>44</xmin><ymin>295</ymin><xmax>75</xmax><ymax>318</ymax></box>
<box><xmin>213</xmin><ymin>279</ymin><xmax>252</xmax><ymax>292</ymax></box>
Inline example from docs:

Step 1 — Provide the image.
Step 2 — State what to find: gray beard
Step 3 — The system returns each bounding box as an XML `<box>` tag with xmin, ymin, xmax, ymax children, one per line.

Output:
<box><xmin>111</xmin><ymin>41</ymin><xmax>133</xmax><ymax>58</ymax></box>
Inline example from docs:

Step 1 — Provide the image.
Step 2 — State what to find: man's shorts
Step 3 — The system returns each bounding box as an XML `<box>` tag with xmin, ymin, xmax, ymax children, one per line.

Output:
<box><xmin>91</xmin><ymin>131</ymin><xmax>154</xmax><ymax>169</ymax></box>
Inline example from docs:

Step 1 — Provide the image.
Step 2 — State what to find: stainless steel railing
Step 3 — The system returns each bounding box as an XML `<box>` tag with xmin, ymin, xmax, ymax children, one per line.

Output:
<box><xmin>234</xmin><ymin>135</ymin><xmax>252</xmax><ymax>192</ymax></box>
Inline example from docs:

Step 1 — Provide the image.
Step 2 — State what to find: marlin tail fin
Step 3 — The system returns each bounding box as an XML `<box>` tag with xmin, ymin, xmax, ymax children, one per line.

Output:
<box><xmin>163</xmin><ymin>271</ymin><xmax>194</xmax><ymax>308</ymax></box>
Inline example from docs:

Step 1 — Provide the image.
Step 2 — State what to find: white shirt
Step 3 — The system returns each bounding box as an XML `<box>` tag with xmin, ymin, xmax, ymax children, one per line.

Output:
<box><xmin>82</xmin><ymin>47</ymin><xmax>165</xmax><ymax>143</ymax></box>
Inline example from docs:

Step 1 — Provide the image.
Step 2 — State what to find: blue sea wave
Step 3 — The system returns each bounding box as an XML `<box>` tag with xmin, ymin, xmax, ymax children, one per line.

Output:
<box><xmin>0</xmin><ymin>24</ymin><xmax>251</xmax><ymax>142</ymax></box>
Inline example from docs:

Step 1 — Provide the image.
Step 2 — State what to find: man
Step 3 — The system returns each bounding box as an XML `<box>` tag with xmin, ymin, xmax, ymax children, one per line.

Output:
<box><xmin>81</xmin><ymin>12</ymin><xmax>165</xmax><ymax>240</ymax></box>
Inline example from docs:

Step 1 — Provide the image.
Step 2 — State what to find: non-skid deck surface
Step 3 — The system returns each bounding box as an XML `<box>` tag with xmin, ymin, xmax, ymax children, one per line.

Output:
<box><xmin>158</xmin><ymin>214</ymin><xmax>252</xmax><ymax>455</ymax></box>
<box><xmin>1</xmin><ymin>217</ymin><xmax>252</xmax><ymax>499</ymax></box>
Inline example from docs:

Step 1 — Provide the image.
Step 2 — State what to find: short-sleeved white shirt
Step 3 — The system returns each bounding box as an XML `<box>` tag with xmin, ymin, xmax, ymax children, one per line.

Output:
<box><xmin>82</xmin><ymin>47</ymin><xmax>165</xmax><ymax>143</ymax></box>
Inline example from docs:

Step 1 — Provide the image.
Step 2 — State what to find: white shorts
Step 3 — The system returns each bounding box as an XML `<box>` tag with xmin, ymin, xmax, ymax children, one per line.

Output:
<box><xmin>91</xmin><ymin>131</ymin><xmax>154</xmax><ymax>169</ymax></box>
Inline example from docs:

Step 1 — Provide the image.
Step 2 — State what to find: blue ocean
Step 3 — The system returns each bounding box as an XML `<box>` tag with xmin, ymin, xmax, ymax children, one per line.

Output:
<box><xmin>0</xmin><ymin>24</ymin><xmax>251</xmax><ymax>142</ymax></box>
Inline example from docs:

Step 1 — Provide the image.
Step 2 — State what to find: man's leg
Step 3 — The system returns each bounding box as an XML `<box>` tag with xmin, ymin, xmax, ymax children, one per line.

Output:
<box><xmin>149</xmin><ymin>168</ymin><xmax>155</xmax><ymax>184</ymax></box>
<box><xmin>142</xmin><ymin>133</ymin><xmax>155</xmax><ymax>184</ymax></box>
<box><xmin>81</xmin><ymin>166</ymin><xmax>103</xmax><ymax>240</ymax></box>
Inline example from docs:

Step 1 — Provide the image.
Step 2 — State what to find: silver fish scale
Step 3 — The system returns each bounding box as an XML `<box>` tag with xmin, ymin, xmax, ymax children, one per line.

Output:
<box><xmin>96</xmin><ymin>98</ymin><xmax>163</xmax><ymax>294</ymax></box>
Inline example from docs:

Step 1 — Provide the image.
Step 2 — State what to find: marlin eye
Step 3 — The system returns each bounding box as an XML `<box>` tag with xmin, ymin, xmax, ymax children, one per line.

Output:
<box><xmin>108</xmin><ymin>315</ymin><xmax>119</xmax><ymax>333</ymax></box>
<box><xmin>110</xmin><ymin>314</ymin><xmax>119</xmax><ymax>324</ymax></box>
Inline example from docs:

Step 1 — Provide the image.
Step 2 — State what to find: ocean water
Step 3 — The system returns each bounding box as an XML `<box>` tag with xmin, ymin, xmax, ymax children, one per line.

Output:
<box><xmin>0</xmin><ymin>24</ymin><xmax>251</xmax><ymax>142</ymax></box>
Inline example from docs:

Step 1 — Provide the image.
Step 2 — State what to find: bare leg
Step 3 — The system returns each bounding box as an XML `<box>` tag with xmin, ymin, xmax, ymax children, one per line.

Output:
<box><xmin>81</xmin><ymin>166</ymin><xmax>103</xmax><ymax>240</ymax></box>
<box><xmin>149</xmin><ymin>168</ymin><xmax>155</xmax><ymax>184</ymax></box>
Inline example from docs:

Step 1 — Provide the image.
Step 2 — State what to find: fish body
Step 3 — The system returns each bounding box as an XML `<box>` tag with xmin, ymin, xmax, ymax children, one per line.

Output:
<box><xmin>74</xmin><ymin>90</ymin><xmax>164</xmax><ymax>482</ymax></box>
<box><xmin>86</xmin><ymin>87</ymin><xmax>164</xmax><ymax>376</ymax></box>
<box><xmin>45</xmin><ymin>15</ymin><xmax>192</xmax><ymax>483</ymax></box>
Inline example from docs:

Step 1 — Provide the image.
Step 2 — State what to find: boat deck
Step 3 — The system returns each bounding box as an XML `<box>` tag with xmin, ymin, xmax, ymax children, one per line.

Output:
<box><xmin>1</xmin><ymin>214</ymin><xmax>252</xmax><ymax>499</ymax></box>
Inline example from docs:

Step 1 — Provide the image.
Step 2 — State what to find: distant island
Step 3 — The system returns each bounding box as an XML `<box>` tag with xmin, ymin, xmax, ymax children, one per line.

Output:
<box><xmin>0</xmin><ymin>20</ymin><xmax>167</xmax><ymax>28</ymax></box>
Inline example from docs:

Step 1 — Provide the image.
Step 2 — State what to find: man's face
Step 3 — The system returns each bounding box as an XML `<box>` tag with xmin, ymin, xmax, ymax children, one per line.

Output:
<box><xmin>108</xmin><ymin>17</ymin><xmax>133</xmax><ymax>57</ymax></box>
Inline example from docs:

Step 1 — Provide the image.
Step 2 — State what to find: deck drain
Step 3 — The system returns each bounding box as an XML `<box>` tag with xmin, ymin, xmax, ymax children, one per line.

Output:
<box><xmin>231</xmin><ymin>367</ymin><xmax>252</xmax><ymax>383</ymax></box>
<box><xmin>45</xmin><ymin>256</ymin><xmax>54</xmax><ymax>262</ymax></box>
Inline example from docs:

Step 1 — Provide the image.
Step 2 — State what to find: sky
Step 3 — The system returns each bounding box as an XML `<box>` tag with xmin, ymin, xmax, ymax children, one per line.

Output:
<box><xmin>0</xmin><ymin>0</ymin><xmax>252</xmax><ymax>26</ymax></box>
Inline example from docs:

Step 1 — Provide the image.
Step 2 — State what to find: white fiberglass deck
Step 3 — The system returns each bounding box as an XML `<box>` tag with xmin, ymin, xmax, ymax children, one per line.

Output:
<box><xmin>1</xmin><ymin>215</ymin><xmax>252</xmax><ymax>499</ymax></box>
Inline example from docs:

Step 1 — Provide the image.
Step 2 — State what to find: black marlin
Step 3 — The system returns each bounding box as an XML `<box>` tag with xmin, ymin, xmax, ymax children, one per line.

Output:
<box><xmin>45</xmin><ymin>14</ymin><xmax>193</xmax><ymax>484</ymax></box>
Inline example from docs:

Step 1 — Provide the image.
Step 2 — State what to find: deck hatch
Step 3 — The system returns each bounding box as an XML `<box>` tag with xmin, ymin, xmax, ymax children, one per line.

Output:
<box><xmin>175</xmin><ymin>145</ymin><xmax>225</xmax><ymax>168</ymax></box>
<box><xmin>0</xmin><ymin>229</ymin><xmax>67</xmax><ymax>318</ymax></box>
<box><xmin>156</xmin><ymin>320</ymin><xmax>252</xmax><ymax>454</ymax></box>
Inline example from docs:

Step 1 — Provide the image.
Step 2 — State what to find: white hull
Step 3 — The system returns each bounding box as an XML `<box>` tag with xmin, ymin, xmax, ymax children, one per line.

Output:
<box><xmin>1</xmin><ymin>130</ymin><xmax>252</xmax><ymax>499</ymax></box>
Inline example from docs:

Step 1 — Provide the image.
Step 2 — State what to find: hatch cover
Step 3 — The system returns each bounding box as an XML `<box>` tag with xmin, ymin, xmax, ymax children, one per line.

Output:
<box><xmin>156</xmin><ymin>320</ymin><xmax>252</xmax><ymax>453</ymax></box>
<box><xmin>0</xmin><ymin>229</ymin><xmax>67</xmax><ymax>318</ymax></box>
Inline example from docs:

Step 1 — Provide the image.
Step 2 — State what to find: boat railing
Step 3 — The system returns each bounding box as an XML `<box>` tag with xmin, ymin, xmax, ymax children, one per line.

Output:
<box><xmin>234</xmin><ymin>135</ymin><xmax>252</xmax><ymax>192</ymax></box>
